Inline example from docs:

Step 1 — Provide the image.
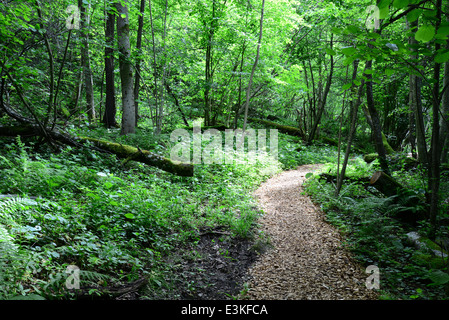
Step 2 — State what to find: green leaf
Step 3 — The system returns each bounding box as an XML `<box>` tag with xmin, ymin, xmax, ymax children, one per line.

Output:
<box><xmin>331</xmin><ymin>27</ymin><xmax>342</xmax><ymax>34</ymax></box>
<box><xmin>385</xmin><ymin>69</ymin><xmax>395</xmax><ymax>76</ymax></box>
<box><xmin>305</xmin><ymin>172</ymin><xmax>313</xmax><ymax>179</ymax></box>
<box><xmin>435</xmin><ymin>50</ymin><xmax>449</xmax><ymax>64</ymax></box>
<box><xmin>325</xmin><ymin>48</ymin><xmax>336</xmax><ymax>56</ymax></box>
<box><xmin>341</xmin><ymin>47</ymin><xmax>356</xmax><ymax>56</ymax></box>
<box><xmin>342</xmin><ymin>83</ymin><xmax>352</xmax><ymax>90</ymax></box>
<box><xmin>437</xmin><ymin>26</ymin><xmax>449</xmax><ymax>36</ymax></box>
<box><xmin>407</xmin><ymin>9</ymin><xmax>422</xmax><ymax>22</ymax></box>
<box><xmin>125</xmin><ymin>213</ymin><xmax>135</xmax><ymax>219</ymax></box>
<box><xmin>429</xmin><ymin>270</ymin><xmax>449</xmax><ymax>286</ymax></box>
<box><xmin>393</xmin><ymin>0</ymin><xmax>409</xmax><ymax>9</ymax></box>
<box><xmin>415</xmin><ymin>25</ymin><xmax>435</xmax><ymax>43</ymax></box>
<box><xmin>379</xmin><ymin>6</ymin><xmax>389</xmax><ymax>19</ymax></box>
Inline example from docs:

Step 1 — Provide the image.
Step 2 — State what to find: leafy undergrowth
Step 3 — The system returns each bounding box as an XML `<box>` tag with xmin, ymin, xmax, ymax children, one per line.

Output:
<box><xmin>303</xmin><ymin>157</ymin><xmax>449</xmax><ymax>300</ymax></box>
<box><xmin>0</xmin><ymin>129</ymin><xmax>291</xmax><ymax>300</ymax></box>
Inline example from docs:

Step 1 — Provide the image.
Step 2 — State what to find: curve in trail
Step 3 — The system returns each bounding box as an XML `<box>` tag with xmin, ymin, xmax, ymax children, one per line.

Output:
<box><xmin>246</xmin><ymin>164</ymin><xmax>378</xmax><ymax>300</ymax></box>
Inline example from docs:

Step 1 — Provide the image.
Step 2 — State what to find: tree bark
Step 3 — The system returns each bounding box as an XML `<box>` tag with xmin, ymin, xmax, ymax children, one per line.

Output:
<box><xmin>307</xmin><ymin>33</ymin><xmax>333</xmax><ymax>143</ymax></box>
<box><xmin>116</xmin><ymin>1</ymin><xmax>135</xmax><ymax>135</ymax></box>
<box><xmin>134</xmin><ymin>0</ymin><xmax>145</xmax><ymax>127</ymax></box>
<box><xmin>336</xmin><ymin>59</ymin><xmax>362</xmax><ymax>196</ymax></box>
<box><xmin>247</xmin><ymin>118</ymin><xmax>305</xmax><ymax>139</ymax></box>
<box><xmin>148</xmin><ymin>0</ymin><xmax>161</xmax><ymax>134</ymax></box>
<box><xmin>366</xmin><ymin>59</ymin><xmax>390</xmax><ymax>174</ymax></box>
<box><xmin>242</xmin><ymin>0</ymin><xmax>265</xmax><ymax>132</ymax></box>
<box><xmin>103</xmin><ymin>10</ymin><xmax>117</xmax><ymax>128</ymax></box>
<box><xmin>428</xmin><ymin>0</ymin><xmax>443</xmax><ymax>237</ymax></box>
<box><xmin>439</xmin><ymin>18</ymin><xmax>449</xmax><ymax>164</ymax></box>
<box><xmin>407</xmin><ymin>18</ymin><xmax>428</xmax><ymax>164</ymax></box>
<box><xmin>79</xmin><ymin>0</ymin><xmax>95</xmax><ymax>122</ymax></box>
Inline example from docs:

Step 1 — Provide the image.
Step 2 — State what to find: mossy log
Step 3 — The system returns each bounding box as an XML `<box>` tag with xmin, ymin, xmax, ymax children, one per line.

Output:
<box><xmin>247</xmin><ymin>118</ymin><xmax>305</xmax><ymax>139</ymax></box>
<box><xmin>370</xmin><ymin>171</ymin><xmax>427</xmax><ymax>224</ymax></box>
<box><xmin>0</xmin><ymin>125</ymin><xmax>194</xmax><ymax>177</ymax></box>
<box><xmin>369</xmin><ymin>171</ymin><xmax>404</xmax><ymax>197</ymax></box>
<box><xmin>78</xmin><ymin>137</ymin><xmax>193</xmax><ymax>177</ymax></box>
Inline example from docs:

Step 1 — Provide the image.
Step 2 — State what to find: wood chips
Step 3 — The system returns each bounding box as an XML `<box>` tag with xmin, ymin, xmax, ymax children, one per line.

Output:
<box><xmin>246</xmin><ymin>165</ymin><xmax>378</xmax><ymax>300</ymax></box>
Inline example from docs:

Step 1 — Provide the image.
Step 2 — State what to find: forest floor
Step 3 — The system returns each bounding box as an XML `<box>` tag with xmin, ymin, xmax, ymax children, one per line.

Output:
<box><xmin>160</xmin><ymin>164</ymin><xmax>379</xmax><ymax>300</ymax></box>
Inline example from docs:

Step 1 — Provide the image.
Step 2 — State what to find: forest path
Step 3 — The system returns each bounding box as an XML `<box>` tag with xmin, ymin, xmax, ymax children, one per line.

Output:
<box><xmin>246</xmin><ymin>164</ymin><xmax>378</xmax><ymax>300</ymax></box>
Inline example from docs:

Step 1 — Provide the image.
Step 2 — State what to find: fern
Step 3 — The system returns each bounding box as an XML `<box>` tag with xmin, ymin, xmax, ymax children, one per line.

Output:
<box><xmin>0</xmin><ymin>223</ymin><xmax>17</xmax><ymax>251</ymax></box>
<box><xmin>0</xmin><ymin>197</ymin><xmax>37</xmax><ymax>227</ymax></box>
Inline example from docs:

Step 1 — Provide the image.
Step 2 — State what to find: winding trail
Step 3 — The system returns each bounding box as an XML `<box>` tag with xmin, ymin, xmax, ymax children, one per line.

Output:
<box><xmin>246</xmin><ymin>165</ymin><xmax>378</xmax><ymax>300</ymax></box>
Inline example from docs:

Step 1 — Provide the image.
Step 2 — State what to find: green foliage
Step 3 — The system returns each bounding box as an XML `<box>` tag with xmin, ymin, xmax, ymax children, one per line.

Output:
<box><xmin>0</xmin><ymin>128</ymin><xmax>286</xmax><ymax>299</ymax></box>
<box><xmin>304</xmin><ymin>165</ymin><xmax>449</xmax><ymax>300</ymax></box>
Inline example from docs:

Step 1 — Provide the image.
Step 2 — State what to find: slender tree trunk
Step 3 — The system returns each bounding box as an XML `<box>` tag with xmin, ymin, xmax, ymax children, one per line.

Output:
<box><xmin>79</xmin><ymin>0</ymin><xmax>95</xmax><ymax>122</ymax></box>
<box><xmin>116</xmin><ymin>1</ymin><xmax>135</xmax><ymax>135</ymax></box>
<box><xmin>158</xmin><ymin>0</ymin><xmax>169</xmax><ymax>133</ymax></box>
<box><xmin>429</xmin><ymin>0</ymin><xmax>443</xmax><ymax>238</ymax></box>
<box><xmin>35</xmin><ymin>1</ymin><xmax>54</xmax><ymax>128</ymax></box>
<box><xmin>103</xmin><ymin>10</ymin><xmax>117</xmax><ymax>128</ymax></box>
<box><xmin>233</xmin><ymin>40</ymin><xmax>247</xmax><ymax>129</ymax></box>
<box><xmin>440</xmin><ymin>27</ymin><xmax>449</xmax><ymax>164</ymax></box>
<box><xmin>242</xmin><ymin>0</ymin><xmax>265</xmax><ymax>132</ymax></box>
<box><xmin>408</xmin><ymin>18</ymin><xmax>428</xmax><ymax>164</ymax></box>
<box><xmin>134</xmin><ymin>0</ymin><xmax>145</xmax><ymax>127</ymax></box>
<box><xmin>336</xmin><ymin>60</ymin><xmax>363</xmax><ymax>196</ymax></box>
<box><xmin>204</xmin><ymin>0</ymin><xmax>216</xmax><ymax>127</ymax></box>
<box><xmin>366</xmin><ymin>58</ymin><xmax>390</xmax><ymax>174</ymax></box>
<box><xmin>148</xmin><ymin>0</ymin><xmax>160</xmax><ymax>133</ymax></box>
<box><xmin>307</xmin><ymin>33</ymin><xmax>333</xmax><ymax>143</ymax></box>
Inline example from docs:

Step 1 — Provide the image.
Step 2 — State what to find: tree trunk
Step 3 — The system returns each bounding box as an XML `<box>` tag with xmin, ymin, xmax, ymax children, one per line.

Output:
<box><xmin>336</xmin><ymin>60</ymin><xmax>362</xmax><ymax>196</ymax></box>
<box><xmin>242</xmin><ymin>0</ymin><xmax>265</xmax><ymax>132</ymax></box>
<box><xmin>79</xmin><ymin>0</ymin><xmax>95</xmax><ymax>122</ymax></box>
<box><xmin>408</xmin><ymin>18</ymin><xmax>428</xmax><ymax>164</ymax></box>
<box><xmin>148</xmin><ymin>0</ymin><xmax>161</xmax><ymax>134</ymax></box>
<box><xmin>134</xmin><ymin>0</ymin><xmax>145</xmax><ymax>127</ymax></box>
<box><xmin>103</xmin><ymin>10</ymin><xmax>117</xmax><ymax>128</ymax></box>
<box><xmin>203</xmin><ymin>0</ymin><xmax>217</xmax><ymax>127</ymax></box>
<box><xmin>307</xmin><ymin>33</ymin><xmax>333</xmax><ymax>143</ymax></box>
<box><xmin>440</xmin><ymin>24</ymin><xmax>449</xmax><ymax>164</ymax></box>
<box><xmin>366</xmin><ymin>59</ymin><xmax>390</xmax><ymax>175</ymax></box>
<box><xmin>428</xmin><ymin>0</ymin><xmax>443</xmax><ymax>237</ymax></box>
<box><xmin>116</xmin><ymin>1</ymin><xmax>135</xmax><ymax>135</ymax></box>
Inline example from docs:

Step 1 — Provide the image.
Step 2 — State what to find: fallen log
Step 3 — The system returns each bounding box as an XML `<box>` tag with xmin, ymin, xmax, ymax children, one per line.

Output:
<box><xmin>369</xmin><ymin>171</ymin><xmax>403</xmax><ymax>197</ymax></box>
<box><xmin>370</xmin><ymin>171</ymin><xmax>427</xmax><ymax>224</ymax></box>
<box><xmin>78</xmin><ymin>136</ymin><xmax>194</xmax><ymax>177</ymax></box>
<box><xmin>247</xmin><ymin>118</ymin><xmax>305</xmax><ymax>139</ymax></box>
<box><xmin>0</xmin><ymin>125</ymin><xmax>194</xmax><ymax>177</ymax></box>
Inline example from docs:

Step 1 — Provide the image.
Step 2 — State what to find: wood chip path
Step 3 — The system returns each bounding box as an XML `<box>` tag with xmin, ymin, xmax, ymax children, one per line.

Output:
<box><xmin>246</xmin><ymin>165</ymin><xmax>378</xmax><ymax>300</ymax></box>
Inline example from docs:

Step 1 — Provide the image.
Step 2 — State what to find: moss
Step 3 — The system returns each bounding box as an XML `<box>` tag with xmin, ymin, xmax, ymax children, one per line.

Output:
<box><xmin>364</xmin><ymin>153</ymin><xmax>378</xmax><ymax>163</ymax></box>
<box><xmin>412</xmin><ymin>253</ymin><xmax>446</xmax><ymax>269</ymax></box>
<box><xmin>381</xmin><ymin>132</ymin><xmax>395</xmax><ymax>154</ymax></box>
